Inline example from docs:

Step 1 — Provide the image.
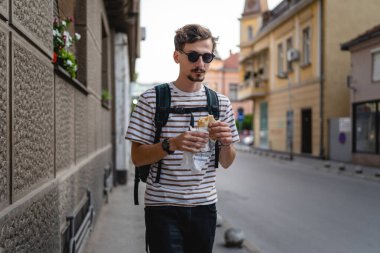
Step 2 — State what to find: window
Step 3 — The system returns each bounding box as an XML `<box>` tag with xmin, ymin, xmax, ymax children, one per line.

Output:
<box><xmin>354</xmin><ymin>101</ymin><xmax>379</xmax><ymax>153</ymax></box>
<box><xmin>102</xmin><ymin>20</ymin><xmax>110</xmax><ymax>104</ymax></box>
<box><xmin>302</xmin><ymin>27</ymin><xmax>311</xmax><ymax>65</ymax></box>
<box><xmin>244</xmin><ymin>71</ymin><xmax>251</xmax><ymax>81</ymax></box>
<box><xmin>286</xmin><ymin>37</ymin><xmax>293</xmax><ymax>72</ymax></box>
<box><xmin>277</xmin><ymin>43</ymin><xmax>284</xmax><ymax>75</ymax></box>
<box><xmin>229</xmin><ymin>83</ymin><xmax>238</xmax><ymax>101</ymax></box>
<box><xmin>372</xmin><ymin>51</ymin><xmax>380</xmax><ymax>82</ymax></box>
<box><xmin>248</xmin><ymin>26</ymin><xmax>254</xmax><ymax>41</ymax></box>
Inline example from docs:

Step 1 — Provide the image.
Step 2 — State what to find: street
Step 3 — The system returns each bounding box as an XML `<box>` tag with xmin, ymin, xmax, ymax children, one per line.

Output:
<box><xmin>216</xmin><ymin>151</ymin><xmax>380</xmax><ymax>253</ymax></box>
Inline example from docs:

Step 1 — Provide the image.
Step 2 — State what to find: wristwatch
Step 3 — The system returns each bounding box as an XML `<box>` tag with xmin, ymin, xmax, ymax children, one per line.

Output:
<box><xmin>162</xmin><ymin>138</ymin><xmax>174</xmax><ymax>154</ymax></box>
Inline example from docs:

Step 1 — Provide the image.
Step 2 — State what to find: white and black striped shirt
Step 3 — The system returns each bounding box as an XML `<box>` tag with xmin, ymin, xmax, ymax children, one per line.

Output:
<box><xmin>126</xmin><ymin>82</ymin><xmax>239</xmax><ymax>206</ymax></box>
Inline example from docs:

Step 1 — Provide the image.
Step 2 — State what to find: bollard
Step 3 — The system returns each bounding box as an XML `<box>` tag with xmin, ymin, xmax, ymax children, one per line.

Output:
<box><xmin>224</xmin><ymin>228</ymin><xmax>245</xmax><ymax>248</ymax></box>
<box><xmin>355</xmin><ymin>166</ymin><xmax>363</xmax><ymax>174</ymax></box>
<box><xmin>216</xmin><ymin>213</ymin><xmax>223</xmax><ymax>227</ymax></box>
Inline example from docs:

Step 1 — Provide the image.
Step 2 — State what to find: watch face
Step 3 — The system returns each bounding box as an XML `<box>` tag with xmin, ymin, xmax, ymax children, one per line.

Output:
<box><xmin>162</xmin><ymin>138</ymin><xmax>173</xmax><ymax>154</ymax></box>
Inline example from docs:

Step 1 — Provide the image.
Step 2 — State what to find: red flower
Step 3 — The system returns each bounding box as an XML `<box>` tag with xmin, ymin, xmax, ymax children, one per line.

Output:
<box><xmin>52</xmin><ymin>52</ymin><xmax>57</xmax><ymax>63</ymax></box>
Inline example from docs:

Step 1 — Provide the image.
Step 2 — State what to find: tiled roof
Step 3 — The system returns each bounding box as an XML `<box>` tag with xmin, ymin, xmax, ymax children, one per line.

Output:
<box><xmin>223</xmin><ymin>53</ymin><xmax>239</xmax><ymax>69</ymax></box>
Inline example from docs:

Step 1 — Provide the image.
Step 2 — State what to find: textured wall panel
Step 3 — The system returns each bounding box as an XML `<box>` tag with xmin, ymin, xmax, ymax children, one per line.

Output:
<box><xmin>11</xmin><ymin>0</ymin><xmax>53</xmax><ymax>53</ymax></box>
<box><xmin>102</xmin><ymin>108</ymin><xmax>111</xmax><ymax>147</ymax></box>
<box><xmin>87</xmin><ymin>0</ymin><xmax>102</xmax><ymax>51</ymax></box>
<box><xmin>0</xmin><ymin>186</ymin><xmax>60</xmax><ymax>253</ymax></box>
<box><xmin>96</xmin><ymin>104</ymin><xmax>102</xmax><ymax>150</ymax></box>
<box><xmin>0</xmin><ymin>22</ymin><xmax>9</xmax><ymax>208</ymax></box>
<box><xmin>75</xmin><ymin>91</ymin><xmax>88</xmax><ymax>163</ymax></box>
<box><xmin>12</xmin><ymin>36</ymin><xmax>54</xmax><ymax>199</ymax></box>
<box><xmin>86</xmin><ymin>30</ymin><xmax>102</xmax><ymax>96</ymax></box>
<box><xmin>58</xmin><ymin>172</ymin><xmax>78</xmax><ymax>228</ymax></box>
<box><xmin>55</xmin><ymin>77</ymin><xmax>75</xmax><ymax>172</ymax></box>
<box><xmin>85</xmin><ymin>151</ymin><xmax>110</xmax><ymax>221</ymax></box>
<box><xmin>0</xmin><ymin>0</ymin><xmax>8</xmax><ymax>20</ymax></box>
<box><xmin>87</xmin><ymin>96</ymin><xmax>97</xmax><ymax>154</ymax></box>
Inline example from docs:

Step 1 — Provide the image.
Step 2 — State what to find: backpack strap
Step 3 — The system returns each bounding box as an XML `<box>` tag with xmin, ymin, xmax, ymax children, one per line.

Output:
<box><xmin>169</xmin><ymin>107</ymin><xmax>208</xmax><ymax>127</ymax></box>
<box><xmin>134</xmin><ymin>83</ymin><xmax>170</xmax><ymax>205</ymax></box>
<box><xmin>204</xmin><ymin>86</ymin><xmax>220</xmax><ymax>168</ymax></box>
<box><xmin>134</xmin><ymin>167</ymin><xmax>140</xmax><ymax>205</ymax></box>
<box><xmin>205</xmin><ymin>86</ymin><xmax>220</xmax><ymax>120</ymax></box>
<box><xmin>154</xmin><ymin>83</ymin><xmax>171</xmax><ymax>183</ymax></box>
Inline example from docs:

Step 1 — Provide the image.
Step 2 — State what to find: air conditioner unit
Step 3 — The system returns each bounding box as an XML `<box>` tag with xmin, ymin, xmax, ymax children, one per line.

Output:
<box><xmin>287</xmin><ymin>48</ymin><xmax>300</xmax><ymax>62</ymax></box>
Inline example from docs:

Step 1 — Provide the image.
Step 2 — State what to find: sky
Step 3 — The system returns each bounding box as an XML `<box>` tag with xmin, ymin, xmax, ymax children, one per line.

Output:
<box><xmin>136</xmin><ymin>0</ymin><xmax>282</xmax><ymax>84</ymax></box>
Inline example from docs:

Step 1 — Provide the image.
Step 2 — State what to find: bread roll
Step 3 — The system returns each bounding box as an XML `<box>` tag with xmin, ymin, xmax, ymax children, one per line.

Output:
<box><xmin>197</xmin><ymin>115</ymin><xmax>216</xmax><ymax>128</ymax></box>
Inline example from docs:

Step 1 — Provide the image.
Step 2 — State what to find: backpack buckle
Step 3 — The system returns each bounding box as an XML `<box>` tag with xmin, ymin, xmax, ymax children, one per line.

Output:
<box><xmin>174</xmin><ymin>107</ymin><xmax>186</xmax><ymax>114</ymax></box>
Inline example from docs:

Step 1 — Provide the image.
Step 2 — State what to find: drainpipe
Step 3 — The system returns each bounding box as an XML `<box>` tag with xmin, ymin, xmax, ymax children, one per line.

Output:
<box><xmin>319</xmin><ymin>0</ymin><xmax>325</xmax><ymax>159</ymax></box>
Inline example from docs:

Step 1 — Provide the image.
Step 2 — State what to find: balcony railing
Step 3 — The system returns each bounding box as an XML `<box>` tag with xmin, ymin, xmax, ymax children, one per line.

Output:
<box><xmin>238</xmin><ymin>77</ymin><xmax>268</xmax><ymax>100</ymax></box>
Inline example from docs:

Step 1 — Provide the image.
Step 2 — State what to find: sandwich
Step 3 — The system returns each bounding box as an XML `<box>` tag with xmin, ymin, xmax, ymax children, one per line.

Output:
<box><xmin>197</xmin><ymin>115</ymin><xmax>217</xmax><ymax>128</ymax></box>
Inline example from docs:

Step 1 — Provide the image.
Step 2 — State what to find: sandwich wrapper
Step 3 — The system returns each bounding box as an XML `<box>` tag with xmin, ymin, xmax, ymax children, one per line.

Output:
<box><xmin>180</xmin><ymin>116</ymin><xmax>217</xmax><ymax>173</ymax></box>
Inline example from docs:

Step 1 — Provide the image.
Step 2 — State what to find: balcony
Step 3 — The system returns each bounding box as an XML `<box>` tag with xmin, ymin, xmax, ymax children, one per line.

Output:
<box><xmin>238</xmin><ymin>78</ymin><xmax>268</xmax><ymax>101</ymax></box>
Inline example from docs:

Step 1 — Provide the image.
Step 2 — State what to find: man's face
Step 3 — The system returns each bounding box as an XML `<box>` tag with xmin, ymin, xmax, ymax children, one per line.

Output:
<box><xmin>175</xmin><ymin>39</ymin><xmax>214</xmax><ymax>83</ymax></box>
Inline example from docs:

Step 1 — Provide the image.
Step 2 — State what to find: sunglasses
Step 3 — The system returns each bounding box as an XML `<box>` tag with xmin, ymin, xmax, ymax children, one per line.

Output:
<box><xmin>179</xmin><ymin>50</ymin><xmax>215</xmax><ymax>63</ymax></box>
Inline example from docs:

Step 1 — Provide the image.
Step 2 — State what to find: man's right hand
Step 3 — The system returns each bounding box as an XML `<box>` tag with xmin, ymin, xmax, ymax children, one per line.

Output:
<box><xmin>171</xmin><ymin>131</ymin><xmax>209</xmax><ymax>153</ymax></box>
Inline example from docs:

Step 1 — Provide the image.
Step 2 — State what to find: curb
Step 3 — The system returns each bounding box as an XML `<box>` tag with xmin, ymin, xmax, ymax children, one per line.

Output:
<box><xmin>235</xmin><ymin>145</ymin><xmax>380</xmax><ymax>184</ymax></box>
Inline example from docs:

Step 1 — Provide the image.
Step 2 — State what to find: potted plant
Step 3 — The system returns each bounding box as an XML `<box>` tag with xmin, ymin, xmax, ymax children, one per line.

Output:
<box><xmin>53</xmin><ymin>17</ymin><xmax>81</xmax><ymax>78</ymax></box>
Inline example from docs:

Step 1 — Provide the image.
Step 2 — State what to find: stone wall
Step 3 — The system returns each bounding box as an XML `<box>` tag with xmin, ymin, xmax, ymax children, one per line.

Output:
<box><xmin>0</xmin><ymin>22</ymin><xmax>9</xmax><ymax>210</ymax></box>
<box><xmin>0</xmin><ymin>0</ymin><xmax>115</xmax><ymax>252</ymax></box>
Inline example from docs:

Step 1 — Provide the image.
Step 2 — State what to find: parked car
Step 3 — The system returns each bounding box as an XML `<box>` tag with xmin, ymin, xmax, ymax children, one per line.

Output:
<box><xmin>242</xmin><ymin>135</ymin><xmax>254</xmax><ymax>146</ymax></box>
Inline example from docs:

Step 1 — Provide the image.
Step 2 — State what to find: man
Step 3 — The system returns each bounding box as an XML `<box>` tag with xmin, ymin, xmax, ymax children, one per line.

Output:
<box><xmin>126</xmin><ymin>24</ymin><xmax>239</xmax><ymax>253</ymax></box>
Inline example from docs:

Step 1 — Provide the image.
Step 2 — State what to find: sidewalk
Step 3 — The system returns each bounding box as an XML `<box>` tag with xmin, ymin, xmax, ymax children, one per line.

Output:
<box><xmin>235</xmin><ymin>144</ymin><xmax>380</xmax><ymax>183</ymax></box>
<box><xmin>84</xmin><ymin>173</ymin><xmax>254</xmax><ymax>253</ymax></box>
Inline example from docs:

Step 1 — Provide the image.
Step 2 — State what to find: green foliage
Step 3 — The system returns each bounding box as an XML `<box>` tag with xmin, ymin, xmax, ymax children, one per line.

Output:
<box><xmin>243</xmin><ymin>114</ymin><xmax>253</xmax><ymax>130</ymax></box>
<box><xmin>101</xmin><ymin>89</ymin><xmax>112</xmax><ymax>101</ymax></box>
<box><xmin>53</xmin><ymin>18</ymin><xmax>81</xmax><ymax>78</ymax></box>
<box><xmin>236</xmin><ymin>114</ymin><xmax>253</xmax><ymax>130</ymax></box>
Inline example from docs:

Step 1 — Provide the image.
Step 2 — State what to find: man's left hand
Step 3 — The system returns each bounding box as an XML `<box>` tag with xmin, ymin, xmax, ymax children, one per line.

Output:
<box><xmin>208</xmin><ymin>121</ymin><xmax>232</xmax><ymax>146</ymax></box>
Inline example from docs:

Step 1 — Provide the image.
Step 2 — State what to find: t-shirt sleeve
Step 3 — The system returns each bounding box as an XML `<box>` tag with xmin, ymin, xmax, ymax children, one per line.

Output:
<box><xmin>125</xmin><ymin>92</ymin><xmax>155</xmax><ymax>145</ymax></box>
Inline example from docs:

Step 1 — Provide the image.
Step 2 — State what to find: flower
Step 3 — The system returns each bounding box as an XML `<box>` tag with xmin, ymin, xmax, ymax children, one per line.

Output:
<box><xmin>75</xmin><ymin>33</ymin><xmax>81</xmax><ymax>41</ymax></box>
<box><xmin>53</xmin><ymin>17</ymin><xmax>81</xmax><ymax>78</ymax></box>
<box><xmin>52</xmin><ymin>52</ymin><xmax>57</xmax><ymax>63</ymax></box>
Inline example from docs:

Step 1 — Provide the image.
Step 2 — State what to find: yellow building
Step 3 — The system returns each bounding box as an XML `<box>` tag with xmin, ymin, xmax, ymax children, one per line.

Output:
<box><xmin>205</xmin><ymin>51</ymin><xmax>253</xmax><ymax>120</ymax></box>
<box><xmin>239</xmin><ymin>0</ymin><xmax>380</xmax><ymax>159</ymax></box>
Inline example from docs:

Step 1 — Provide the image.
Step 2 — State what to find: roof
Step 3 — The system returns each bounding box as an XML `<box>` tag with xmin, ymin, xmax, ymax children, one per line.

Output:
<box><xmin>224</xmin><ymin>53</ymin><xmax>239</xmax><ymax>69</ymax></box>
<box><xmin>341</xmin><ymin>24</ymin><xmax>380</xmax><ymax>50</ymax></box>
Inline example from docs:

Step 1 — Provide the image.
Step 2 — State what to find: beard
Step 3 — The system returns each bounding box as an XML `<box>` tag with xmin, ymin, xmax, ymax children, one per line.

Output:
<box><xmin>187</xmin><ymin>67</ymin><xmax>205</xmax><ymax>82</ymax></box>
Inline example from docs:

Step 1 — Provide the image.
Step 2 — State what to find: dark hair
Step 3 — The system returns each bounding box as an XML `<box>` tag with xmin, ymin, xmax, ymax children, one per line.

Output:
<box><xmin>174</xmin><ymin>24</ymin><xmax>218</xmax><ymax>52</ymax></box>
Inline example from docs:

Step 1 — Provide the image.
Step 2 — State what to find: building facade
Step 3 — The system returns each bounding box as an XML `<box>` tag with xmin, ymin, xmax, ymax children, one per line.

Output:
<box><xmin>205</xmin><ymin>51</ymin><xmax>253</xmax><ymax>122</ymax></box>
<box><xmin>238</xmin><ymin>0</ymin><xmax>380</xmax><ymax>162</ymax></box>
<box><xmin>341</xmin><ymin>25</ymin><xmax>380</xmax><ymax>167</ymax></box>
<box><xmin>0</xmin><ymin>0</ymin><xmax>140</xmax><ymax>252</ymax></box>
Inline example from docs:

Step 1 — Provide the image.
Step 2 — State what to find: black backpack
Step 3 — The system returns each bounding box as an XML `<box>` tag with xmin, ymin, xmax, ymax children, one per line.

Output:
<box><xmin>134</xmin><ymin>83</ymin><xmax>220</xmax><ymax>205</ymax></box>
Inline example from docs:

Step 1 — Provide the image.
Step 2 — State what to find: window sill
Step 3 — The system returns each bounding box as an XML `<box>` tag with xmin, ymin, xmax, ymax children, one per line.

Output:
<box><xmin>300</xmin><ymin>62</ymin><xmax>312</xmax><ymax>69</ymax></box>
<box><xmin>101</xmin><ymin>100</ymin><xmax>111</xmax><ymax>110</ymax></box>
<box><xmin>277</xmin><ymin>73</ymin><xmax>288</xmax><ymax>79</ymax></box>
<box><xmin>285</xmin><ymin>69</ymin><xmax>294</xmax><ymax>74</ymax></box>
<box><xmin>54</xmin><ymin>64</ymin><xmax>88</xmax><ymax>95</ymax></box>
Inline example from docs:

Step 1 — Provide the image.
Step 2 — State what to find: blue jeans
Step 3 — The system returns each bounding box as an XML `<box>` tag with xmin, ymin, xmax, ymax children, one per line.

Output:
<box><xmin>145</xmin><ymin>204</ymin><xmax>217</xmax><ymax>253</ymax></box>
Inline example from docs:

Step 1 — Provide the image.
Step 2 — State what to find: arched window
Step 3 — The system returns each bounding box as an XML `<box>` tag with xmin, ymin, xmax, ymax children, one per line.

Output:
<box><xmin>248</xmin><ymin>26</ymin><xmax>254</xmax><ymax>41</ymax></box>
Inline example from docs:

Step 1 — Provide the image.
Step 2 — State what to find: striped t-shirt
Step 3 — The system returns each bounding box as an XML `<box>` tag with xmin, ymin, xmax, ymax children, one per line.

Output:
<box><xmin>125</xmin><ymin>82</ymin><xmax>239</xmax><ymax>207</ymax></box>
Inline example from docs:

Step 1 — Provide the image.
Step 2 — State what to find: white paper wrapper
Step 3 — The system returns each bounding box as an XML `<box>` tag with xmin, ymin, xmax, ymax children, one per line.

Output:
<box><xmin>179</xmin><ymin>127</ymin><xmax>216</xmax><ymax>173</ymax></box>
